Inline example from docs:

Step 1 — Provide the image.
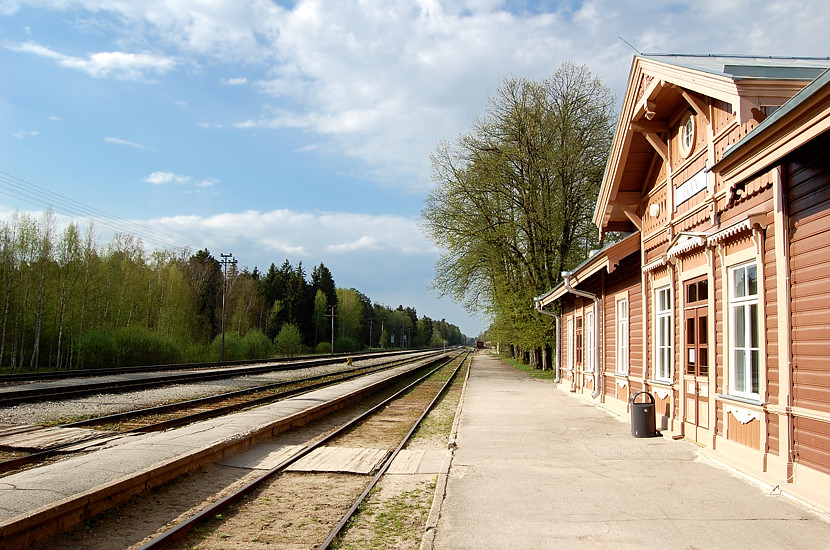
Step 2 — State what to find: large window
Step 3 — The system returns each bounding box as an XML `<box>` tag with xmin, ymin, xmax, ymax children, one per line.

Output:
<box><xmin>730</xmin><ymin>263</ymin><xmax>760</xmax><ymax>399</ymax></box>
<box><xmin>617</xmin><ymin>298</ymin><xmax>629</xmax><ymax>375</ymax></box>
<box><xmin>585</xmin><ymin>311</ymin><xmax>594</xmax><ymax>373</ymax></box>
<box><xmin>656</xmin><ymin>286</ymin><xmax>672</xmax><ymax>382</ymax></box>
<box><xmin>566</xmin><ymin>317</ymin><xmax>574</xmax><ymax>370</ymax></box>
<box><xmin>684</xmin><ymin>278</ymin><xmax>709</xmax><ymax>377</ymax></box>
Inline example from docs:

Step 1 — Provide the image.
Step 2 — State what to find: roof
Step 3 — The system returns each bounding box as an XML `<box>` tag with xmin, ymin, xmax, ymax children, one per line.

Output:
<box><xmin>534</xmin><ymin>232</ymin><xmax>640</xmax><ymax>308</ymax></box>
<box><xmin>639</xmin><ymin>54</ymin><xmax>830</xmax><ymax>81</ymax></box>
<box><xmin>593</xmin><ymin>54</ymin><xmax>830</xmax><ymax>234</ymax></box>
<box><xmin>721</xmin><ymin>67</ymin><xmax>830</xmax><ymax>161</ymax></box>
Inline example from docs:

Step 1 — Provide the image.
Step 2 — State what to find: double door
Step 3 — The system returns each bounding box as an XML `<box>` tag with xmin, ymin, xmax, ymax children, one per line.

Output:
<box><xmin>684</xmin><ymin>277</ymin><xmax>709</xmax><ymax>438</ymax></box>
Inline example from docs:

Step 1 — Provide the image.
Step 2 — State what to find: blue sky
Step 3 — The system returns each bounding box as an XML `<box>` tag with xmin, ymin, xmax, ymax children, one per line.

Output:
<box><xmin>2</xmin><ymin>1</ymin><xmax>829</xmax><ymax>338</ymax></box>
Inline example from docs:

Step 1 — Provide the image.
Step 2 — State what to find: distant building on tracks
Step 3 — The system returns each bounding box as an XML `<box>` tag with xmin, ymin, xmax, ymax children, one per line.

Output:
<box><xmin>535</xmin><ymin>54</ymin><xmax>830</xmax><ymax>511</ymax></box>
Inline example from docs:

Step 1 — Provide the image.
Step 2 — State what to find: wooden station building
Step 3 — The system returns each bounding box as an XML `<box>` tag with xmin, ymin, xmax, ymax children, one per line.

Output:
<box><xmin>535</xmin><ymin>54</ymin><xmax>830</xmax><ymax>510</ymax></box>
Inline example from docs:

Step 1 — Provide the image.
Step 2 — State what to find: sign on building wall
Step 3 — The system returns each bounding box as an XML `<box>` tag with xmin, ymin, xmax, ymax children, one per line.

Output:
<box><xmin>674</xmin><ymin>168</ymin><xmax>707</xmax><ymax>209</ymax></box>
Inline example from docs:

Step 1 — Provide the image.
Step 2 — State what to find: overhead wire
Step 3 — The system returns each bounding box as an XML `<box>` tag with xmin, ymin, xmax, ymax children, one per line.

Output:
<box><xmin>0</xmin><ymin>169</ymin><xmax>203</xmax><ymax>251</ymax></box>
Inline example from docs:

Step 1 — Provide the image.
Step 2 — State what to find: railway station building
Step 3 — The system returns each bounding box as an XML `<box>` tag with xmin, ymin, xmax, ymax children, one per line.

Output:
<box><xmin>535</xmin><ymin>54</ymin><xmax>830</xmax><ymax>510</ymax></box>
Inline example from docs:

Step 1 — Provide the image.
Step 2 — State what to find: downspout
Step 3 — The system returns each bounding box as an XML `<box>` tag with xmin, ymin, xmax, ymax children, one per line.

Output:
<box><xmin>562</xmin><ymin>272</ymin><xmax>602</xmax><ymax>399</ymax></box>
<box><xmin>534</xmin><ymin>301</ymin><xmax>561</xmax><ymax>383</ymax></box>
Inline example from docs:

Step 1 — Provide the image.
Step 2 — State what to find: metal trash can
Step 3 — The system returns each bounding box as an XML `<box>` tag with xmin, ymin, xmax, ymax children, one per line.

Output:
<box><xmin>630</xmin><ymin>391</ymin><xmax>657</xmax><ymax>438</ymax></box>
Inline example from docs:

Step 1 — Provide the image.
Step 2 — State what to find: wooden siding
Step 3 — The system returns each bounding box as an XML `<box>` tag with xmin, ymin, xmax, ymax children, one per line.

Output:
<box><xmin>787</xmin><ymin>132</ymin><xmax>830</xmax><ymax>415</ymax></box>
<box><xmin>727</xmin><ymin>413</ymin><xmax>761</xmax><ymax>449</ymax></box>
<box><xmin>768</xmin><ymin>413</ymin><xmax>779</xmax><ymax>456</ymax></box>
<box><xmin>714</xmin><ymin>249</ymin><xmax>725</xmax><ymax>435</ymax></box>
<box><xmin>794</xmin><ymin>416</ymin><xmax>830</xmax><ymax>476</ymax></box>
<box><xmin>764</xmin><ymin>215</ymin><xmax>780</xmax><ymax>407</ymax></box>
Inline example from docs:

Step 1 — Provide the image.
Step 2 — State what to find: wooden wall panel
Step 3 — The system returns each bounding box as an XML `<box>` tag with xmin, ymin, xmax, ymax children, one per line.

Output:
<box><xmin>727</xmin><ymin>414</ymin><xmax>761</xmax><ymax>449</ymax></box>
<box><xmin>794</xmin><ymin>417</ymin><xmax>830</xmax><ymax>476</ymax></box>
<box><xmin>788</xmin><ymin>132</ymin><xmax>830</xmax><ymax>416</ymax></box>
<box><xmin>768</xmin><ymin>414</ymin><xmax>779</xmax><ymax>456</ymax></box>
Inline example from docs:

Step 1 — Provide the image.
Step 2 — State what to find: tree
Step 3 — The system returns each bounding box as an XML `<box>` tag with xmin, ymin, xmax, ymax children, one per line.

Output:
<box><xmin>421</xmin><ymin>62</ymin><xmax>615</xmax><ymax>364</ymax></box>
<box><xmin>274</xmin><ymin>323</ymin><xmax>302</xmax><ymax>357</ymax></box>
<box><xmin>312</xmin><ymin>289</ymin><xmax>328</xmax><ymax>346</ymax></box>
<box><xmin>184</xmin><ymin>249</ymin><xmax>222</xmax><ymax>344</ymax></box>
<box><xmin>336</xmin><ymin>288</ymin><xmax>363</xmax><ymax>341</ymax></box>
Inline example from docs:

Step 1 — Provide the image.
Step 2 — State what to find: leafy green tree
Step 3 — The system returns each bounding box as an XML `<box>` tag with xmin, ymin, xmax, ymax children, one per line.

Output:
<box><xmin>421</xmin><ymin>62</ymin><xmax>615</xmax><ymax>365</ymax></box>
<box><xmin>184</xmin><ymin>249</ymin><xmax>222</xmax><ymax>344</ymax></box>
<box><xmin>274</xmin><ymin>323</ymin><xmax>302</xmax><ymax>357</ymax></box>
<box><xmin>312</xmin><ymin>289</ymin><xmax>328</xmax><ymax>346</ymax></box>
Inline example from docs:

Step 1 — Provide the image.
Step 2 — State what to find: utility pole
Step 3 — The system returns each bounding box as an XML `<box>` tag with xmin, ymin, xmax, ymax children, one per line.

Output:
<box><xmin>219</xmin><ymin>252</ymin><xmax>236</xmax><ymax>362</ymax></box>
<box><xmin>325</xmin><ymin>305</ymin><xmax>337</xmax><ymax>354</ymax></box>
<box><xmin>368</xmin><ymin>317</ymin><xmax>374</xmax><ymax>351</ymax></box>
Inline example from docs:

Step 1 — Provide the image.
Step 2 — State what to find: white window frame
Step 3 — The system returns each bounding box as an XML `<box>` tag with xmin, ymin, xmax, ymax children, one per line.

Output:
<box><xmin>729</xmin><ymin>262</ymin><xmax>760</xmax><ymax>400</ymax></box>
<box><xmin>617</xmin><ymin>298</ymin><xmax>629</xmax><ymax>375</ymax></box>
<box><xmin>585</xmin><ymin>310</ymin><xmax>595</xmax><ymax>374</ymax></box>
<box><xmin>566</xmin><ymin>317</ymin><xmax>574</xmax><ymax>371</ymax></box>
<box><xmin>655</xmin><ymin>286</ymin><xmax>672</xmax><ymax>382</ymax></box>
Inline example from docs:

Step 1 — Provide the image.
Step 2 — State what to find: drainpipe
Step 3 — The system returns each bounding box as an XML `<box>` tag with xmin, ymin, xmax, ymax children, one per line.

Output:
<box><xmin>534</xmin><ymin>301</ymin><xmax>561</xmax><ymax>383</ymax></box>
<box><xmin>562</xmin><ymin>271</ymin><xmax>602</xmax><ymax>399</ymax></box>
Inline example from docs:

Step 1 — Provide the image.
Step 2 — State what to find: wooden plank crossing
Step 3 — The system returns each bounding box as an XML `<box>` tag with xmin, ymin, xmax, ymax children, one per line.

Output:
<box><xmin>387</xmin><ymin>449</ymin><xmax>447</xmax><ymax>474</ymax></box>
<box><xmin>0</xmin><ymin>424</ymin><xmax>105</xmax><ymax>451</ymax></box>
<box><xmin>286</xmin><ymin>446</ymin><xmax>390</xmax><ymax>474</ymax></box>
<box><xmin>219</xmin><ymin>443</ymin><xmax>306</xmax><ymax>470</ymax></box>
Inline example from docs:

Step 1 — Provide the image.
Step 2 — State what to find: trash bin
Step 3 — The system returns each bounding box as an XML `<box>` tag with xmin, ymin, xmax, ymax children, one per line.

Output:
<box><xmin>630</xmin><ymin>391</ymin><xmax>657</xmax><ymax>438</ymax></box>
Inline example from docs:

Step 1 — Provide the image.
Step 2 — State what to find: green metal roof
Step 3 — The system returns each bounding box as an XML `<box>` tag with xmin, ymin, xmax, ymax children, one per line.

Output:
<box><xmin>721</xmin><ymin>67</ymin><xmax>830</xmax><ymax>160</ymax></box>
<box><xmin>640</xmin><ymin>54</ymin><xmax>830</xmax><ymax>81</ymax></box>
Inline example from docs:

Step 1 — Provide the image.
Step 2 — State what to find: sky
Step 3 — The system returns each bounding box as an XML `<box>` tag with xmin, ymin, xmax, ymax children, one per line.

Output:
<box><xmin>1</xmin><ymin>1</ymin><xmax>829</xmax><ymax>338</ymax></box>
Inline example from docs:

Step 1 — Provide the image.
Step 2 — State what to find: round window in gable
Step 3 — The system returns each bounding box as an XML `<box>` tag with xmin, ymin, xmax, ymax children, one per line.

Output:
<box><xmin>679</xmin><ymin>111</ymin><xmax>695</xmax><ymax>158</ymax></box>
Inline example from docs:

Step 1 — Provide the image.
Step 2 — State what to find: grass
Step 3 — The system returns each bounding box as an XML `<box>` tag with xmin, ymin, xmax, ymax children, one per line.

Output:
<box><xmin>498</xmin><ymin>354</ymin><xmax>558</xmax><ymax>381</ymax></box>
<box><xmin>333</xmin><ymin>480</ymin><xmax>437</xmax><ymax>550</ymax></box>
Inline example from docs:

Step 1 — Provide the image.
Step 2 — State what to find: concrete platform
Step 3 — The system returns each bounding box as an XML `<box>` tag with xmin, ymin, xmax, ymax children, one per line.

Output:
<box><xmin>425</xmin><ymin>353</ymin><xmax>830</xmax><ymax>549</ymax></box>
<box><xmin>0</xmin><ymin>356</ymin><xmax>439</xmax><ymax>548</ymax></box>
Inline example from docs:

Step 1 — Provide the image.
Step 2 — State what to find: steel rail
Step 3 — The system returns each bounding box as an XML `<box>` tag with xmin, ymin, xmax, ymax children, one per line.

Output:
<box><xmin>135</xmin><ymin>351</ymin><xmax>465</xmax><ymax>550</ymax></box>
<box><xmin>0</xmin><ymin>353</ymin><xmax>441</xmax><ymax>475</ymax></box>
<box><xmin>0</xmin><ymin>349</ymin><xmax>442</xmax><ymax>406</ymax></box>
<box><xmin>318</xmin><ymin>350</ymin><xmax>470</xmax><ymax>549</ymax></box>
<box><xmin>0</xmin><ymin>348</ymin><xmax>448</xmax><ymax>384</ymax></box>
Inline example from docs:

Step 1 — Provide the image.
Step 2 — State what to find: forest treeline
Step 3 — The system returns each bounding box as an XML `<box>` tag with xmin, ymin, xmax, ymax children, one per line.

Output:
<box><xmin>0</xmin><ymin>209</ymin><xmax>467</xmax><ymax>371</ymax></box>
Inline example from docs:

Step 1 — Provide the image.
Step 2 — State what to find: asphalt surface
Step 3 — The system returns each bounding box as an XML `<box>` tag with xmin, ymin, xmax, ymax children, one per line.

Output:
<box><xmin>425</xmin><ymin>352</ymin><xmax>830</xmax><ymax>549</ymax></box>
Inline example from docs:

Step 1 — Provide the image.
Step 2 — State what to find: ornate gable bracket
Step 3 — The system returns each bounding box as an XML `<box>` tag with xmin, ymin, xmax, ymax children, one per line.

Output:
<box><xmin>678</xmin><ymin>88</ymin><xmax>711</xmax><ymax>125</ymax></box>
<box><xmin>619</xmin><ymin>204</ymin><xmax>642</xmax><ymax>231</ymax></box>
<box><xmin>631</xmin><ymin>120</ymin><xmax>669</xmax><ymax>162</ymax></box>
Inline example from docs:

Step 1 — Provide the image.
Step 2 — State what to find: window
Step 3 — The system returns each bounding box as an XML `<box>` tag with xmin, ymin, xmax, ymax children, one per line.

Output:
<box><xmin>656</xmin><ymin>286</ymin><xmax>672</xmax><ymax>381</ymax></box>
<box><xmin>685</xmin><ymin>278</ymin><xmax>709</xmax><ymax>377</ymax></box>
<box><xmin>566</xmin><ymin>317</ymin><xmax>574</xmax><ymax>370</ymax></box>
<box><xmin>730</xmin><ymin>263</ymin><xmax>760</xmax><ymax>399</ymax></box>
<box><xmin>679</xmin><ymin>111</ymin><xmax>695</xmax><ymax>158</ymax></box>
<box><xmin>617</xmin><ymin>299</ymin><xmax>629</xmax><ymax>375</ymax></box>
<box><xmin>575</xmin><ymin>316</ymin><xmax>583</xmax><ymax>369</ymax></box>
<box><xmin>585</xmin><ymin>311</ymin><xmax>594</xmax><ymax>373</ymax></box>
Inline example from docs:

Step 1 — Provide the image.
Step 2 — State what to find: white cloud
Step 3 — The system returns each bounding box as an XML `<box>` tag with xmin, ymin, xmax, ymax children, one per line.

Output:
<box><xmin>11</xmin><ymin>130</ymin><xmax>38</xmax><ymax>139</ymax></box>
<box><xmin>144</xmin><ymin>171</ymin><xmax>190</xmax><ymax>185</ymax></box>
<box><xmin>6</xmin><ymin>41</ymin><xmax>176</xmax><ymax>81</ymax></box>
<box><xmin>105</xmin><ymin>136</ymin><xmax>149</xmax><ymax>149</ymax></box>
<box><xmin>327</xmin><ymin>235</ymin><xmax>379</xmax><ymax>253</ymax></box>
<box><xmin>7</xmin><ymin>1</ymin><xmax>830</xmax><ymax>194</ymax></box>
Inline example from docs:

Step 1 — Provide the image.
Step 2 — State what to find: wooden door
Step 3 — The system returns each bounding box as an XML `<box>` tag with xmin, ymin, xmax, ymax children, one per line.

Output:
<box><xmin>684</xmin><ymin>277</ymin><xmax>709</xmax><ymax>437</ymax></box>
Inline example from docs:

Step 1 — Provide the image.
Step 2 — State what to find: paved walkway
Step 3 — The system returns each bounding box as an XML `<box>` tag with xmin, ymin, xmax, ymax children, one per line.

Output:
<box><xmin>427</xmin><ymin>353</ymin><xmax>830</xmax><ymax>549</ymax></box>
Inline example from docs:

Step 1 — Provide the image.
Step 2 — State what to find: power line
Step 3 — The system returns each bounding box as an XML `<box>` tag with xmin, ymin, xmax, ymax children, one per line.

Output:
<box><xmin>0</xmin><ymin>169</ymin><xmax>202</xmax><ymax>251</ymax></box>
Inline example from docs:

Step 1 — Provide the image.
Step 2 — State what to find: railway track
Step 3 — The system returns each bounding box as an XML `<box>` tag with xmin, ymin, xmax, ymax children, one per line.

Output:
<box><xmin>134</xmin><ymin>350</ymin><xmax>470</xmax><ymax>549</ymax></box>
<box><xmin>0</xmin><ymin>348</ymin><xmax>441</xmax><ymax>405</ymax></box>
<box><xmin>0</xmin><ymin>352</ymin><xmax>443</xmax><ymax>476</ymax></box>
<box><xmin>0</xmin><ymin>350</ymin><xmax>465</xmax><ymax>549</ymax></box>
